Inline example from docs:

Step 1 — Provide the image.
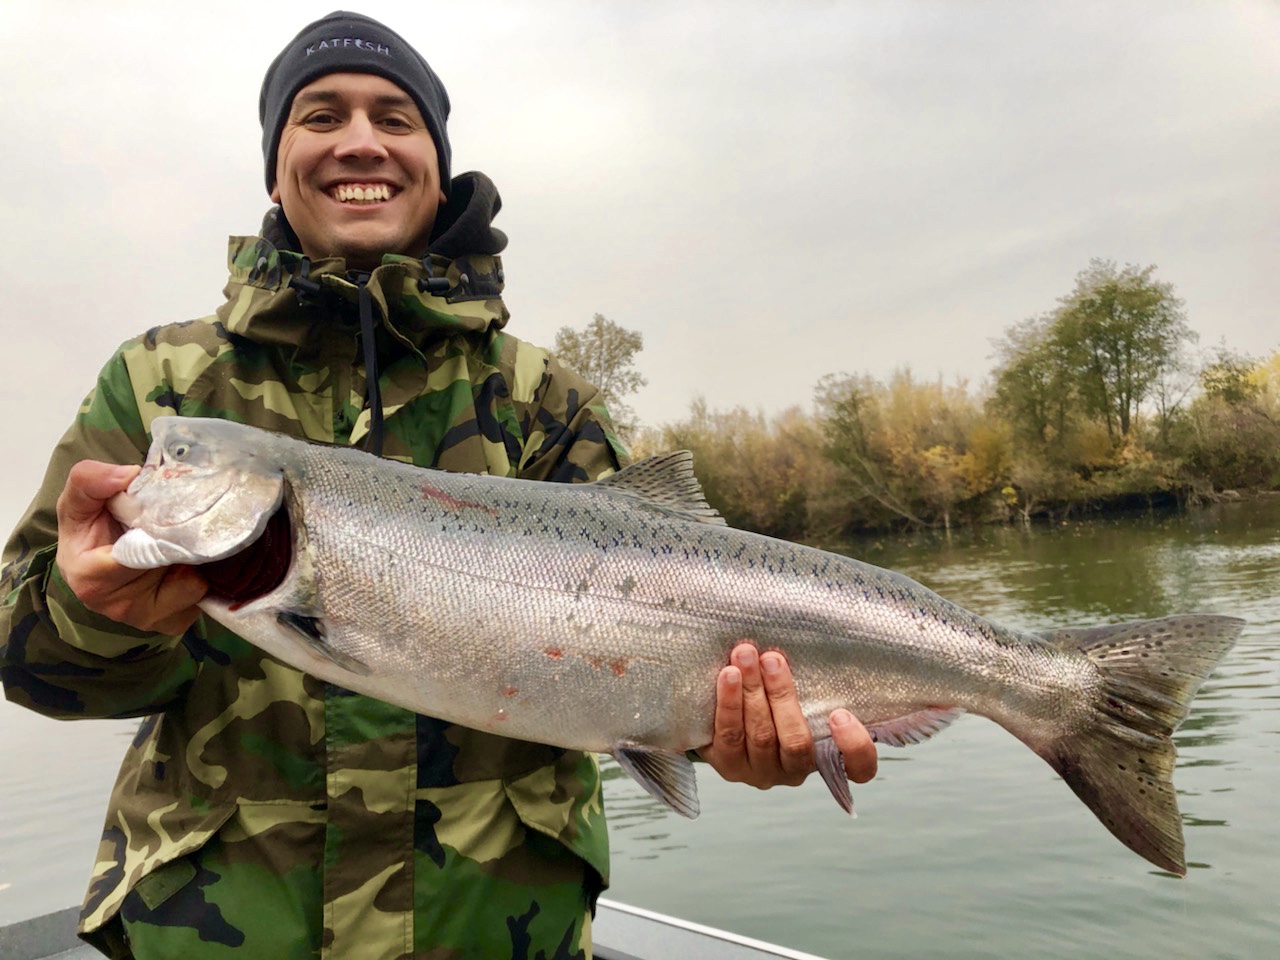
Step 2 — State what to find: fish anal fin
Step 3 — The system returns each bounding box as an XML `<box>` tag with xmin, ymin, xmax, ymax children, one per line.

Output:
<box><xmin>814</xmin><ymin>737</ymin><xmax>855</xmax><ymax>817</ymax></box>
<box><xmin>866</xmin><ymin>706</ymin><xmax>965</xmax><ymax>747</ymax></box>
<box><xmin>592</xmin><ymin>452</ymin><xmax>724</xmax><ymax>525</ymax></box>
<box><xmin>612</xmin><ymin>743</ymin><xmax>701</xmax><ymax>818</ymax></box>
<box><xmin>276</xmin><ymin>610</ymin><xmax>372</xmax><ymax>676</ymax></box>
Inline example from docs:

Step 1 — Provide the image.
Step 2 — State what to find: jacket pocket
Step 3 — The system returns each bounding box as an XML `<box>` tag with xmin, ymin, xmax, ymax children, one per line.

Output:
<box><xmin>503</xmin><ymin>751</ymin><xmax>611</xmax><ymax>888</ymax></box>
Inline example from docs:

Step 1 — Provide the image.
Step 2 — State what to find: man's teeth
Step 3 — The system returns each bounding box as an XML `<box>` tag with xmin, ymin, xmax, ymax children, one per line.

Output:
<box><xmin>333</xmin><ymin>184</ymin><xmax>393</xmax><ymax>203</ymax></box>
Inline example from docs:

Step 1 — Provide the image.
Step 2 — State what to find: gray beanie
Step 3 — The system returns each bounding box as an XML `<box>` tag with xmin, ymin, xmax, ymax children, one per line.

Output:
<box><xmin>259</xmin><ymin>11</ymin><xmax>452</xmax><ymax>197</ymax></box>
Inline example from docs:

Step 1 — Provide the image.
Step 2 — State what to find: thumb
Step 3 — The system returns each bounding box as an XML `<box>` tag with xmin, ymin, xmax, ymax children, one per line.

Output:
<box><xmin>59</xmin><ymin>461</ymin><xmax>141</xmax><ymax>525</ymax></box>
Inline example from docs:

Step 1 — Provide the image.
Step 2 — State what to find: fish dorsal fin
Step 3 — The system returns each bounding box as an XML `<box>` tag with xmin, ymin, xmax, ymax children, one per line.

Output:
<box><xmin>866</xmin><ymin>706</ymin><xmax>965</xmax><ymax>747</ymax></box>
<box><xmin>593</xmin><ymin>452</ymin><xmax>725</xmax><ymax>525</ymax></box>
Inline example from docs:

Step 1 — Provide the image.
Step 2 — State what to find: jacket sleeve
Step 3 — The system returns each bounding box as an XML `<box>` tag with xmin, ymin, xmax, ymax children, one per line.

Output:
<box><xmin>515</xmin><ymin>352</ymin><xmax>630</xmax><ymax>484</ymax></box>
<box><xmin>0</xmin><ymin>349</ymin><xmax>198</xmax><ymax>720</ymax></box>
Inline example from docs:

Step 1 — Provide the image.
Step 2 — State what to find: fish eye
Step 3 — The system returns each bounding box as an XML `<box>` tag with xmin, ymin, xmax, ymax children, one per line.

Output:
<box><xmin>171</xmin><ymin>442</ymin><xmax>190</xmax><ymax>460</ymax></box>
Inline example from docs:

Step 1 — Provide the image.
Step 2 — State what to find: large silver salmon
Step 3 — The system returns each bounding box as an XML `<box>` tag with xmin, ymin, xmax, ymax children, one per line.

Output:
<box><xmin>109</xmin><ymin>416</ymin><xmax>1242</xmax><ymax>875</ymax></box>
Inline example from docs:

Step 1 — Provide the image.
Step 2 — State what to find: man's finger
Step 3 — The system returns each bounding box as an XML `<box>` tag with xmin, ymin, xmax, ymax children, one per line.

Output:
<box><xmin>759</xmin><ymin>652</ymin><xmax>813</xmax><ymax>779</ymax></box>
<box><xmin>698</xmin><ymin>665</ymin><xmax>750</xmax><ymax>778</ymax></box>
<box><xmin>89</xmin><ymin>566</ymin><xmax>208</xmax><ymax>636</ymax></box>
<box><xmin>829</xmin><ymin>709</ymin><xmax>877</xmax><ymax>783</ymax></box>
<box><xmin>734</xmin><ymin>644</ymin><xmax>778</xmax><ymax>773</ymax></box>
<box><xmin>58</xmin><ymin>462</ymin><xmax>139</xmax><ymax>525</ymax></box>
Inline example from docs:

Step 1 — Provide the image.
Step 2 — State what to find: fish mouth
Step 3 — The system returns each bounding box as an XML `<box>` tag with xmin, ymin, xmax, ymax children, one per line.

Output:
<box><xmin>116</xmin><ymin>469</ymin><xmax>233</xmax><ymax>531</ymax></box>
<box><xmin>197</xmin><ymin>505</ymin><xmax>293</xmax><ymax>606</ymax></box>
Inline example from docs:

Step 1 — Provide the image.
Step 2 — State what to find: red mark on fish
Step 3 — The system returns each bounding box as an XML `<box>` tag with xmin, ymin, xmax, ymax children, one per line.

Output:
<box><xmin>610</xmin><ymin>658</ymin><xmax>629</xmax><ymax>677</ymax></box>
<box><xmin>501</xmin><ymin>685</ymin><xmax>519</xmax><ymax>698</ymax></box>
<box><xmin>544</xmin><ymin>647</ymin><xmax>563</xmax><ymax>660</ymax></box>
<box><xmin>420</xmin><ymin>483</ymin><xmax>498</xmax><ymax>515</ymax></box>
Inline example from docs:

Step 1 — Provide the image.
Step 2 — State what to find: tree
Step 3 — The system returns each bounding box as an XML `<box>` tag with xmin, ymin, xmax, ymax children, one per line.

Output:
<box><xmin>1052</xmin><ymin>260</ymin><xmax>1195</xmax><ymax>441</ymax></box>
<box><xmin>554</xmin><ymin>313</ymin><xmax>647</xmax><ymax>436</ymax></box>
<box><xmin>816</xmin><ymin>369</ymin><xmax>994</xmax><ymax>532</ymax></box>
<box><xmin>990</xmin><ymin>315</ymin><xmax>1076</xmax><ymax>448</ymax></box>
<box><xmin>1200</xmin><ymin>345</ymin><xmax>1261</xmax><ymax>406</ymax></box>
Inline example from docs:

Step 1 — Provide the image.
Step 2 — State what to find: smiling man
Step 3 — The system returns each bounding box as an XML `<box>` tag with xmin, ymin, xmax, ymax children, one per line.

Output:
<box><xmin>270</xmin><ymin>73</ymin><xmax>446</xmax><ymax>269</ymax></box>
<box><xmin>0</xmin><ymin>11</ymin><xmax>874</xmax><ymax>959</ymax></box>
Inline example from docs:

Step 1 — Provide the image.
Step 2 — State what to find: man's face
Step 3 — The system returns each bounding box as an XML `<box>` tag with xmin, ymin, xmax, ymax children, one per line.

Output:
<box><xmin>271</xmin><ymin>72</ymin><xmax>445</xmax><ymax>270</ymax></box>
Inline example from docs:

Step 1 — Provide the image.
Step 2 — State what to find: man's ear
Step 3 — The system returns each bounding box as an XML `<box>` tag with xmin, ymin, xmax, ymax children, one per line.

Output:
<box><xmin>270</xmin><ymin>183</ymin><xmax>282</xmax><ymax>203</ymax></box>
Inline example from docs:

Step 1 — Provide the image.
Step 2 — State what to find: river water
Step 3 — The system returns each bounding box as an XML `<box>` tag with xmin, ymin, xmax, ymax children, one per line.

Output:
<box><xmin>2</xmin><ymin>498</ymin><xmax>1277</xmax><ymax>958</ymax></box>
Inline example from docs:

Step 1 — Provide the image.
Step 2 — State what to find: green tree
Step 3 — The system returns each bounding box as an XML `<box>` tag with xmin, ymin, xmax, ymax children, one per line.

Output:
<box><xmin>1053</xmin><ymin>260</ymin><xmax>1195</xmax><ymax>441</ymax></box>
<box><xmin>1200</xmin><ymin>345</ymin><xmax>1262</xmax><ymax>406</ymax></box>
<box><xmin>990</xmin><ymin>315</ymin><xmax>1076</xmax><ymax>448</ymax></box>
<box><xmin>554</xmin><ymin>313</ymin><xmax>647</xmax><ymax>436</ymax></box>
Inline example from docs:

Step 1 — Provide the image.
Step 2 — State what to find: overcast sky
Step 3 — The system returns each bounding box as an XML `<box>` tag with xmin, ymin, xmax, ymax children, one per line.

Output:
<box><xmin>1</xmin><ymin>0</ymin><xmax>1276</xmax><ymax>529</ymax></box>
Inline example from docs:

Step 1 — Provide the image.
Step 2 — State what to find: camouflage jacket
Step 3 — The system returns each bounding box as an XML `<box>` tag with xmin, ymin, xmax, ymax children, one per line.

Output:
<box><xmin>0</xmin><ymin>175</ymin><xmax>627</xmax><ymax>959</ymax></box>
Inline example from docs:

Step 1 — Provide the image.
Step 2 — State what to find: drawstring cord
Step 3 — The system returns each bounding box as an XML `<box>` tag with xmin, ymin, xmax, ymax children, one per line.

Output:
<box><xmin>288</xmin><ymin>259</ymin><xmax>385</xmax><ymax>457</ymax></box>
<box><xmin>351</xmin><ymin>271</ymin><xmax>384</xmax><ymax>457</ymax></box>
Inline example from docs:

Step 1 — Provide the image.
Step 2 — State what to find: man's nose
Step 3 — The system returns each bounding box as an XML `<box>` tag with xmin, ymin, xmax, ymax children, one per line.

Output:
<box><xmin>334</xmin><ymin>113</ymin><xmax>388</xmax><ymax>162</ymax></box>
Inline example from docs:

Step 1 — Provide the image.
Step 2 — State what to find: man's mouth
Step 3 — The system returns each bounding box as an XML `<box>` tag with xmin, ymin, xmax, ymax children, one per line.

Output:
<box><xmin>330</xmin><ymin>183</ymin><xmax>395</xmax><ymax>204</ymax></box>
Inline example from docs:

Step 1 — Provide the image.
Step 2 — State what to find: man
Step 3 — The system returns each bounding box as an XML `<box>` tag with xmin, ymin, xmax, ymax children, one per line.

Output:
<box><xmin>0</xmin><ymin>11</ymin><xmax>875</xmax><ymax>958</ymax></box>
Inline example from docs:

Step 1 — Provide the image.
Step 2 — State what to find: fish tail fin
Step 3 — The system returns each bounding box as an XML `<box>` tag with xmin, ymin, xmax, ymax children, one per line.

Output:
<box><xmin>1034</xmin><ymin>615</ymin><xmax>1243</xmax><ymax>876</ymax></box>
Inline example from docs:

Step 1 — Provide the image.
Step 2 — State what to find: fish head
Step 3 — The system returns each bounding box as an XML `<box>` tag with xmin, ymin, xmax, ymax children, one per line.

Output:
<box><xmin>109</xmin><ymin>417</ymin><xmax>285</xmax><ymax>569</ymax></box>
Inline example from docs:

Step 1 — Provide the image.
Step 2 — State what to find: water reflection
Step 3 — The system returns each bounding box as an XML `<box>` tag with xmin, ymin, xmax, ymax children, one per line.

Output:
<box><xmin>851</xmin><ymin>496</ymin><xmax>1280</xmax><ymax>626</ymax></box>
<box><xmin>599</xmin><ymin>758</ymin><xmax>691</xmax><ymax>862</ymax></box>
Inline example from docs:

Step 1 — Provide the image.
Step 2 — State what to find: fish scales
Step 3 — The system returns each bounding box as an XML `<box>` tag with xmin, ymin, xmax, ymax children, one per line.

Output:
<box><xmin>109</xmin><ymin>417</ymin><xmax>1245</xmax><ymax>876</ymax></box>
<box><xmin>299</xmin><ymin>441</ymin><xmax>1079</xmax><ymax>751</ymax></box>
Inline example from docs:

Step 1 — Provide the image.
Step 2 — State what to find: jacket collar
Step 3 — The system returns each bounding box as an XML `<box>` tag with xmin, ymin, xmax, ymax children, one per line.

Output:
<box><xmin>215</xmin><ymin>172</ymin><xmax>510</xmax><ymax>362</ymax></box>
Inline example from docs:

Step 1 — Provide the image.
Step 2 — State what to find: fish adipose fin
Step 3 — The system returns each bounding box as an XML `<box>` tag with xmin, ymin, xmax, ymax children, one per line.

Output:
<box><xmin>1035</xmin><ymin>614</ymin><xmax>1244</xmax><ymax>877</ymax></box>
<box><xmin>592</xmin><ymin>452</ymin><xmax>725</xmax><ymax>526</ymax></box>
<box><xmin>277</xmin><ymin>611</ymin><xmax>372</xmax><ymax>676</ymax></box>
<box><xmin>612</xmin><ymin>743</ymin><xmax>701</xmax><ymax>818</ymax></box>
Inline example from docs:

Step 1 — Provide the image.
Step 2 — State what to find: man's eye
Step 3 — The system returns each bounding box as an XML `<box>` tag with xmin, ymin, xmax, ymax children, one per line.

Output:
<box><xmin>304</xmin><ymin>113</ymin><xmax>340</xmax><ymax>127</ymax></box>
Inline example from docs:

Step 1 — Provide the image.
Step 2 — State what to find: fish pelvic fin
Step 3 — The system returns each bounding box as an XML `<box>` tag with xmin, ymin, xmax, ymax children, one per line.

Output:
<box><xmin>1037</xmin><ymin>614</ymin><xmax>1244</xmax><ymax>877</ymax></box>
<box><xmin>814</xmin><ymin>737</ymin><xmax>855</xmax><ymax>817</ymax></box>
<box><xmin>612</xmin><ymin>743</ymin><xmax>701</xmax><ymax>818</ymax></box>
<box><xmin>592</xmin><ymin>452</ymin><xmax>725</xmax><ymax>525</ymax></box>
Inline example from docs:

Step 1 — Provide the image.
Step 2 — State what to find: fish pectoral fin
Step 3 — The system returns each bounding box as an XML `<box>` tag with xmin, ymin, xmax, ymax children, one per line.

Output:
<box><xmin>612</xmin><ymin>743</ymin><xmax>701</xmax><ymax>819</ymax></box>
<box><xmin>814</xmin><ymin>737</ymin><xmax>855</xmax><ymax>817</ymax></box>
<box><xmin>592</xmin><ymin>452</ymin><xmax>725</xmax><ymax>526</ymax></box>
<box><xmin>276</xmin><ymin>611</ymin><xmax>372</xmax><ymax>676</ymax></box>
<box><xmin>865</xmin><ymin>706</ymin><xmax>965</xmax><ymax>747</ymax></box>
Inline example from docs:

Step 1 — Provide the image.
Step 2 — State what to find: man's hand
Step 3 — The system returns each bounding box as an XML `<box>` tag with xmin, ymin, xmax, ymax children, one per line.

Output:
<box><xmin>698</xmin><ymin>642</ymin><xmax>877</xmax><ymax>789</ymax></box>
<box><xmin>55</xmin><ymin>460</ymin><xmax>207</xmax><ymax>635</ymax></box>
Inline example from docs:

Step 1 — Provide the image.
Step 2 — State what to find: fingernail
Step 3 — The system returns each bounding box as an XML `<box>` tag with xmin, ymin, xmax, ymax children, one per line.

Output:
<box><xmin>734</xmin><ymin>647</ymin><xmax>756</xmax><ymax>668</ymax></box>
<box><xmin>761</xmin><ymin>654</ymin><xmax>782</xmax><ymax>675</ymax></box>
<box><xmin>830</xmin><ymin>710</ymin><xmax>852</xmax><ymax>727</ymax></box>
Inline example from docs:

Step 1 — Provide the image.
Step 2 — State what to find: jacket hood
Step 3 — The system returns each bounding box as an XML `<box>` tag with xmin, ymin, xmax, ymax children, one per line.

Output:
<box><xmin>217</xmin><ymin>170</ymin><xmax>511</xmax><ymax>362</ymax></box>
